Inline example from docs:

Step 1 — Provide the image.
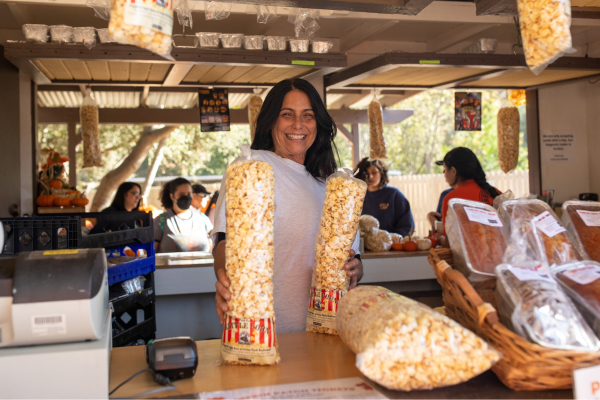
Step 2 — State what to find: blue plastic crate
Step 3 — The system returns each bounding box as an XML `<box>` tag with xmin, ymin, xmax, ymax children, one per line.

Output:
<box><xmin>106</xmin><ymin>241</ymin><xmax>155</xmax><ymax>285</ymax></box>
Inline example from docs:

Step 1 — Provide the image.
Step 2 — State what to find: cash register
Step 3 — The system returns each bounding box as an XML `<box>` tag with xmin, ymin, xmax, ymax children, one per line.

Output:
<box><xmin>0</xmin><ymin>248</ymin><xmax>110</xmax><ymax>399</ymax></box>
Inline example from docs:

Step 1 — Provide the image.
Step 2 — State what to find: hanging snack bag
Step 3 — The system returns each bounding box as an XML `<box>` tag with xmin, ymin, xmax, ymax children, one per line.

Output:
<box><xmin>337</xmin><ymin>286</ymin><xmax>502</xmax><ymax>391</ymax></box>
<box><xmin>248</xmin><ymin>91</ymin><xmax>263</xmax><ymax>142</ymax></box>
<box><xmin>205</xmin><ymin>1</ymin><xmax>231</xmax><ymax>20</ymax></box>
<box><xmin>108</xmin><ymin>0</ymin><xmax>173</xmax><ymax>57</ymax></box>
<box><xmin>553</xmin><ymin>261</ymin><xmax>600</xmax><ymax>338</ymax></box>
<box><xmin>221</xmin><ymin>145</ymin><xmax>279</xmax><ymax>365</ymax></box>
<box><xmin>306</xmin><ymin>170</ymin><xmax>367</xmax><ymax>335</ymax></box>
<box><xmin>495</xmin><ymin>263</ymin><xmax>600</xmax><ymax>351</ymax></box>
<box><xmin>81</xmin><ymin>88</ymin><xmax>103</xmax><ymax>168</ymax></box>
<box><xmin>562</xmin><ymin>201</ymin><xmax>600</xmax><ymax>263</ymax></box>
<box><xmin>516</xmin><ymin>0</ymin><xmax>574</xmax><ymax>75</ymax></box>
<box><xmin>499</xmin><ymin>199</ymin><xmax>584</xmax><ymax>266</ymax></box>
<box><xmin>368</xmin><ymin>98</ymin><xmax>387</xmax><ymax>160</ymax></box>
<box><xmin>497</xmin><ymin>98</ymin><xmax>520</xmax><ymax>173</ymax></box>
<box><xmin>446</xmin><ymin>199</ymin><xmax>508</xmax><ymax>305</ymax></box>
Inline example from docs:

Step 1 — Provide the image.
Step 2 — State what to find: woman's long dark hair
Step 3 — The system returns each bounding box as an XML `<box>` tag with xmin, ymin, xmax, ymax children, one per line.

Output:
<box><xmin>443</xmin><ymin>147</ymin><xmax>499</xmax><ymax>199</ymax></box>
<box><xmin>251</xmin><ymin>78</ymin><xmax>338</xmax><ymax>181</ymax></box>
<box><xmin>354</xmin><ymin>157</ymin><xmax>389</xmax><ymax>189</ymax></box>
<box><xmin>160</xmin><ymin>177</ymin><xmax>191</xmax><ymax>210</ymax></box>
<box><xmin>110</xmin><ymin>182</ymin><xmax>141</xmax><ymax>212</ymax></box>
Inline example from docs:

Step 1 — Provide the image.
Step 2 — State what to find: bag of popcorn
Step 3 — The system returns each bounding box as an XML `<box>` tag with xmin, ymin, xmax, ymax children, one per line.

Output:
<box><xmin>517</xmin><ymin>0</ymin><xmax>574</xmax><ymax>75</ymax></box>
<box><xmin>221</xmin><ymin>145</ymin><xmax>279</xmax><ymax>365</ymax></box>
<box><xmin>81</xmin><ymin>88</ymin><xmax>103</xmax><ymax>168</ymax></box>
<box><xmin>306</xmin><ymin>169</ymin><xmax>367</xmax><ymax>335</ymax></box>
<box><xmin>368</xmin><ymin>97</ymin><xmax>387</xmax><ymax>160</ymax></box>
<box><xmin>337</xmin><ymin>286</ymin><xmax>502</xmax><ymax>391</ymax></box>
<box><xmin>108</xmin><ymin>0</ymin><xmax>173</xmax><ymax>58</ymax></box>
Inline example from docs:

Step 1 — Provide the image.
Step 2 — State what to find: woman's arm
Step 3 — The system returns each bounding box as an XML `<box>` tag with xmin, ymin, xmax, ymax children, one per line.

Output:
<box><xmin>213</xmin><ymin>238</ymin><xmax>230</xmax><ymax>325</ymax></box>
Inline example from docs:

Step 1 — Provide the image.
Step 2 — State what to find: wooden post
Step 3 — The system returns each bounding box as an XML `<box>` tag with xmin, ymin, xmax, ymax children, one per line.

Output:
<box><xmin>526</xmin><ymin>89</ymin><xmax>542</xmax><ymax>196</ymax></box>
<box><xmin>351</xmin><ymin>123</ymin><xmax>360</xmax><ymax>169</ymax></box>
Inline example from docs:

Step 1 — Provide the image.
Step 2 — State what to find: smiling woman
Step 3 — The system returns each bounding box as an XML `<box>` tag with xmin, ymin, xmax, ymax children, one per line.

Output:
<box><xmin>211</xmin><ymin>79</ymin><xmax>364</xmax><ymax>334</ymax></box>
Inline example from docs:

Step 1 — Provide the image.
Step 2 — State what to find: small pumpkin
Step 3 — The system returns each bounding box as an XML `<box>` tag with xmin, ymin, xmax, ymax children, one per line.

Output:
<box><xmin>391</xmin><ymin>242</ymin><xmax>404</xmax><ymax>251</ymax></box>
<box><xmin>49</xmin><ymin>180</ymin><xmax>63</xmax><ymax>189</ymax></box>
<box><xmin>403</xmin><ymin>240</ymin><xmax>418</xmax><ymax>252</ymax></box>
<box><xmin>54</xmin><ymin>197</ymin><xmax>72</xmax><ymax>207</ymax></box>
<box><xmin>66</xmin><ymin>190</ymin><xmax>80</xmax><ymax>195</ymax></box>
<box><xmin>71</xmin><ymin>197</ymin><xmax>89</xmax><ymax>207</ymax></box>
<box><xmin>37</xmin><ymin>194</ymin><xmax>56</xmax><ymax>207</ymax></box>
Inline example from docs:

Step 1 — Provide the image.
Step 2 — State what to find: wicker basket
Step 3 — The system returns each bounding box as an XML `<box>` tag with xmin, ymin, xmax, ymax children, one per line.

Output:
<box><xmin>428</xmin><ymin>247</ymin><xmax>600</xmax><ymax>391</ymax></box>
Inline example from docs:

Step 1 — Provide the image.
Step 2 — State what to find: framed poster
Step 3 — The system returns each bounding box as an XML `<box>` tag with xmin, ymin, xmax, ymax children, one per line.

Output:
<box><xmin>199</xmin><ymin>88</ymin><xmax>230</xmax><ymax>132</ymax></box>
<box><xmin>455</xmin><ymin>92</ymin><xmax>482</xmax><ymax>131</ymax></box>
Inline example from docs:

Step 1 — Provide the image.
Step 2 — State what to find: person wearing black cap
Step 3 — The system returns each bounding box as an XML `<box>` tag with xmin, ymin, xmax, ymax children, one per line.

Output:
<box><xmin>438</xmin><ymin>147</ymin><xmax>501</xmax><ymax>232</ymax></box>
<box><xmin>191</xmin><ymin>184</ymin><xmax>211</xmax><ymax>213</ymax></box>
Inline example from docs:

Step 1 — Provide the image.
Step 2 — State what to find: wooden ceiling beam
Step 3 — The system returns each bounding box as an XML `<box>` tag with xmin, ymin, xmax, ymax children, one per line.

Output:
<box><xmin>339</xmin><ymin>21</ymin><xmax>399</xmax><ymax>53</ymax></box>
<box><xmin>37</xmin><ymin>85</ymin><xmax>262</xmax><ymax>93</ymax></box>
<box><xmin>426</xmin><ymin>24</ymin><xmax>499</xmax><ymax>53</ymax></box>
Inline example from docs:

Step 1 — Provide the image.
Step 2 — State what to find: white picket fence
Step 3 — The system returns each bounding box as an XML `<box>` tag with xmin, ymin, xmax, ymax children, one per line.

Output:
<box><xmin>388</xmin><ymin>170</ymin><xmax>530</xmax><ymax>237</ymax></box>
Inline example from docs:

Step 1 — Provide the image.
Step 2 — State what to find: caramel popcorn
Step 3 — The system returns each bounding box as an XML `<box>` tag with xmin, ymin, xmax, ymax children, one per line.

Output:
<box><xmin>337</xmin><ymin>286</ymin><xmax>502</xmax><ymax>391</ymax></box>
<box><xmin>109</xmin><ymin>0</ymin><xmax>173</xmax><ymax>56</ymax></box>
<box><xmin>517</xmin><ymin>0</ymin><xmax>573</xmax><ymax>74</ymax></box>
<box><xmin>81</xmin><ymin>89</ymin><xmax>102</xmax><ymax>168</ymax></box>
<box><xmin>306</xmin><ymin>171</ymin><xmax>367</xmax><ymax>335</ymax></box>
<box><xmin>221</xmin><ymin>147</ymin><xmax>279</xmax><ymax>365</ymax></box>
<box><xmin>369</xmin><ymin>100</ymin><xmax>387</xmax><ymax>160</ymax></box>
<box><xmin>497</xmin><ymin>105</ymin><xmax>520</xmax><ymax>173</ymax></box>
<box><xmin>248</xmin><ymin>95</ymin><xmax>262</xmax><ymax>142</ymax></box>
<box><xmin>359</xmin><ymin>215</ymin><xmax>379</xmax><ymax>236</ymax></box>
<box><xmin>364</xmin><ymin>228</ymin><xmax>392</xmax><ymax>252</ymax></box>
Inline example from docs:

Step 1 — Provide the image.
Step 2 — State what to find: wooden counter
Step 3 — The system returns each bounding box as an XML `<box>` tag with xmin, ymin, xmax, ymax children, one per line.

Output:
<box><xmin>109</xmin><ymin>332</ymin><xmax>572</xmax><ymax>399</ymax></box>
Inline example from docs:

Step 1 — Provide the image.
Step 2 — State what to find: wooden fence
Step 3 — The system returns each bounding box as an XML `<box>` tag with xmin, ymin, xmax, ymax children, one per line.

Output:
<box><xmin>388</xmin><ymin>170</ymin><xmax>530</xmax><ymax>237</ymax></box>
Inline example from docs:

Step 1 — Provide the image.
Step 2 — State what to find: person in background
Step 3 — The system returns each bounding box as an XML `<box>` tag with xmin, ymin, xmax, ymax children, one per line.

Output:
<box><xmin>355</xmin><ymin>157</ymin><xmax>414</xmax><ymax>236</ymax></box>
<box><xmin>102</xmin><ymin>182</ymin><xmax>142</xmax><ymax>213</ymax></box>
<box><xmin>154</xmin><ymin>177</ymin><xmax>213</xmax><ymax>253</ymax></box>
<box><xmin>191</xmin><ymin>184</ymin><xmax>211</xmax><ymax>213</ymax></box>
<box><xmin>439</xmin><ymin>147</ymin><xmax>501</xmax><ymax>232</ymax></box>
<box><xmin>427</xmin><ymin>179</ymin><xmax>455</xmax><ymax>229</ymax></box>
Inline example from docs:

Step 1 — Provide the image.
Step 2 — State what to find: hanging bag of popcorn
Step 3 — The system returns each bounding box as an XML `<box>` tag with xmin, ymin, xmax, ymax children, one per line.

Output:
<box><xmin>368</xmin><ymin>91</ymin><xmax>387</xmax><ymax>160</ymax></box>
<box><xmin>517</xmin><ymin>0</ymin><xmax>574</xmax><ymax>75</ymax></box>
<box><xmin>497</xmin><ymin>96</ymin><xmax>520</xmax><ymax>174</ymax></box>
<box><xmin>81</xmin><ymin>88</ymin><xmax>103</xmax><ymax>168</ymax></box>
<box><xmin>221</xmin><ymin>145</ymin><xmax>279</xmax><ymax>365</ymax></box>
<box><xmin>306</xmin><ymin>169</ymin><xmax>367</xmax><ymax>335</ymax></box>
<box><xmin>108</xmin><ymin>0</ymin><xmax>174</xmax><ymax>58</ymax></box>
<box><xmin>248</xmin><ymin>89</ymin><xmax>263</xmax><ymax>143</ymax></box>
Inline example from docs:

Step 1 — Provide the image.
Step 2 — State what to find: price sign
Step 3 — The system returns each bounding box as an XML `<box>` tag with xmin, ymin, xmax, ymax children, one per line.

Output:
<box><xmin>574</xmin><ymin>364</ymin><xmax>600</xmax><ymax>399</ymax></box>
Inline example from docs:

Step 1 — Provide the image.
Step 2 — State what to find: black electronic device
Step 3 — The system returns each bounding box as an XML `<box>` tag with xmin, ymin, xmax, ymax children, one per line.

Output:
<box><xmin>579</xmin><ymin>193</ymin><xmax>599</xmax><ymax>201</ymax></box>
<box><xmin>146</xmin><ymin>337</ymin><xmax>198</xmax><ymax>382</ymax></box>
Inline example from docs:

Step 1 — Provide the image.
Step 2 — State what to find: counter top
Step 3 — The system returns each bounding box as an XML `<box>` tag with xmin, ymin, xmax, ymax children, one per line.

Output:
<box><xmin>109</xmin><ymin>332</ymin><xmax>572</xmax><ymax>399</ymax></box>
<box><xmin>361</xmin><ymin>250</ymin><xmax>430</xmax><ymax>259</ymax></box>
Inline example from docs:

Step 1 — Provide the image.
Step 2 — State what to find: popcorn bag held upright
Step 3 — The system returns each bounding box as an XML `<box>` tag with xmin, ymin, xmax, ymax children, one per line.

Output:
<box><xmin>306</xmin><ymin>169</ymin><xmax>367</xmax><ymax>335</ymax></box>
<box><xmin>221</xmin><ymin>145</ymin><xmax>279</xmax><ymax>365</ymax></box>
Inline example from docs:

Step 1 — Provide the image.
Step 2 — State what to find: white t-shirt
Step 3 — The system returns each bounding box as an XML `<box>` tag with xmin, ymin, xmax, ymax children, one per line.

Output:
<box><xmin>212</xmin><ymin>150</ymin><xmax>360</xmax><ymax>334</ymax></box>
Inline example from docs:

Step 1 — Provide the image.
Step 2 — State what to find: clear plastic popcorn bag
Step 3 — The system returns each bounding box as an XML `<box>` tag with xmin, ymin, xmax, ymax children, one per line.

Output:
<box><xmin>368</xmin><ymin>95</ymin><xmax>387</xmax><ymax>160</ymax></box>
<box><xmin>221</xmin><ymin>145</ymin><xmax>279</xmax><ymax>365</ymax></box>
<box><xmin>306</xmin><ymin>169</ymin><xmax>367</xmax><ymax>335</ymax></box>
<box><xmin>80</xmin><ymin>88</ymin><xmax>103</xmax><ymax>168</ymax></box>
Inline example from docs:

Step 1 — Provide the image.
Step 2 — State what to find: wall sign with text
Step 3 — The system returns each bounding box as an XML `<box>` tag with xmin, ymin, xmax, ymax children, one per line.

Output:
<box><xmin>199</xmin><ymin>89</ymin><xmax>230</xmax><ymax>132</ymax></box>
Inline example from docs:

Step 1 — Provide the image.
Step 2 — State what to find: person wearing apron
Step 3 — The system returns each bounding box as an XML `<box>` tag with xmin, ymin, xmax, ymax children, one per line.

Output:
<box><xmin>153</xmin><ymin>178</ymin><xmax>213</xmax><ymax>253</ymax></box>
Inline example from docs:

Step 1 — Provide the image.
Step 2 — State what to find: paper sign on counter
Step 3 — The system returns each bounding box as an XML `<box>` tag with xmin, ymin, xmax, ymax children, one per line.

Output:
<box><xmin>576</xmin><ymin>210</ymin><xmax>600</xmax><ymax>227</ymax></box>
<box><xmin>574</xmin><ymin>364</ymin><xmax>600</xmax><ymax>399</ymax></box>
<box><xmin>463</xmin><ymin>206</ymin><xmax>503</xmax><ymax>227</ymax></box>
<box><xmin>533</xmin><ymin>211</ymin><xmax>566</xmax><ymax>238</ymax></box>
<box><xmin>563</xmin><ymin>266</ymin><xmax>600</xmax><ymax>286</ymax></box>
<box><xmin>199</xmin><ymin>377</ymin><xmax>387</xmax><ymax>399</ymax></box>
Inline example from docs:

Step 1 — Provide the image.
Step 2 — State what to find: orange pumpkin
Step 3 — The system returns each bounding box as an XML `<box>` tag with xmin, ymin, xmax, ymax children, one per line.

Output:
<box><xmin>49</xmin><ymin>180</ymin><xmax>63</xmax><ymax>189</ymax></box>
<box><xmin>403</xmin><ymin>240</ymin><xmax>418</xmax><ymax>252</ymax></box>
<box><xmin>391</xmin><ymin>242</ymin><xmax>404</xmax><ymax>251</ymax></box>
<box><xmin>54</xmin><ymin>197</ymin><xmax>72</xmax><ymax>207</ymax></box>
<box><xmin>37</xmin><ymin>194</ymin><xmax>56</xmax><ymax>207</ymax></box>
<box><xmin>71</xmin><ymin>197</ymin><xmax>89</xmax><ymax>207</ymax></box>
<box><xmin>66</xmin><ymin>190</ymin><xmax>80</xmax><ymax>195</ymax></box>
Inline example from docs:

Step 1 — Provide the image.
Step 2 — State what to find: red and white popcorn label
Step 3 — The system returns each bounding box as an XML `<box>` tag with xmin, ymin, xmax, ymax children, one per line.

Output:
<box><xmin>221</xmin><ymin>315</ymin><xmax>277</xmax><ymax>364</ymax></box>
<box><xmin>307</xmin><ymin>288</ymin><xmax>344</xmax><ymax>330</ymax></box>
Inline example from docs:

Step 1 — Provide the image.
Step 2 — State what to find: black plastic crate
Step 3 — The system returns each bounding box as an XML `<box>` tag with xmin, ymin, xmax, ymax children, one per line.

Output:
<box><xmin>36</xmin><ymin>211</ymin><xmax>154</xmax><ymax>249</ymax></box>
<box><xmin>109</xmin><ymin>272</ymin><xmax>155</xmax><ymax>315</ymax></box>
<box><xmin>0</xmin><ymin>217</ymin><xmax>79</xmax><ymax>256</ymax></box>
<box><xmin>112</xmin><ymin>300</ymin><xmax>154</xmax><ymax>332</ymax></box>
<box><xmin>113</xmin><ymin>317</ymin><xmax>156</xmax><ymax>347</ymax></box>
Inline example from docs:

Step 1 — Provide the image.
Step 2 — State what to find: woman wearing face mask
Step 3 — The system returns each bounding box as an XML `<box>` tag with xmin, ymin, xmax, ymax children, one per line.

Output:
<box><xmin>153</xmin><ymin>177</ymin><xmax>213</xmax><ymax>253</ymax></box>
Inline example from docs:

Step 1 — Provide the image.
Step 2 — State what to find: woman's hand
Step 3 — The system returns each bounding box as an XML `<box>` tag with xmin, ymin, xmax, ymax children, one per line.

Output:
<box><xmin>427</xmin><ymin>211</ymin><xmax>441</xmax><ymax>228</ymax></box>
<box><xmin>344</xmin><ymin>249</ymin><xmax>363</xmax><ymax>290</ymax></box>
<box><xmin>215</xmin><ymin>267</ymin><xmax>230</xmax><ymax>325</ymax></box>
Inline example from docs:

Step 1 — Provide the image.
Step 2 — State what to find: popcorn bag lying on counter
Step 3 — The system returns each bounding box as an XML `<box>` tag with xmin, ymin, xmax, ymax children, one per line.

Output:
<box><xmin>221</xmin><ymin>145</ymin><xmax>279</xmax><ymax>365</ymax></box>
<box><xmin>306</xmin><ymin>169</ymin><xmax>367</xmax><ymax>335</ymax></box>
<box><xmin>337</xmin><ymin>286</ymin><xmax>502</xmax><ymax>391</ymax></box>
<box><xmin>561</xmin><ymin>201</ymin><xmax>600</xmax><ymax>263</ymax></box>
<box><xmin>109</xmin><ymin>0</ymin><xmax>173</xmax><ymax>57</ymax></box>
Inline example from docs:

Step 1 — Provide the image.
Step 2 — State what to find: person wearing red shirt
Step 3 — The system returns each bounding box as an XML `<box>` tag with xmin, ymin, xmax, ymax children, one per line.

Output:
<box><xmin>437</xmin><ymin>147</ymin><xmax>501</xmax><ymax>234</ymax></box>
